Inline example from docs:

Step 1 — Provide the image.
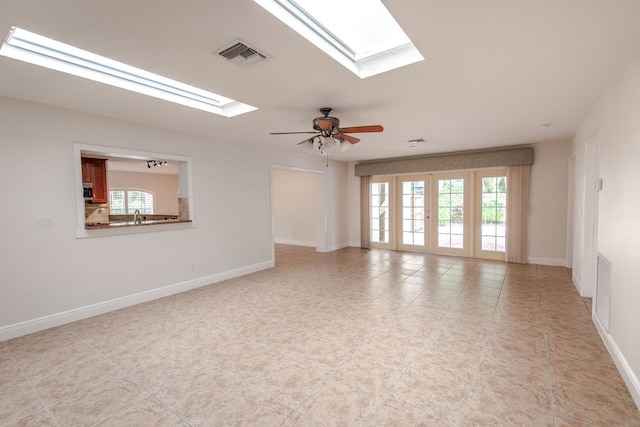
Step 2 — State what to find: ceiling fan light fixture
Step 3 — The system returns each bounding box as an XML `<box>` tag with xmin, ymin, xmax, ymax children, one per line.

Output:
<box><xmin>322</xmin><ymin>136</ymin><xmax>337</xmax><ymax>152</ymax></box>
<box><xmin>272</xmin><ymin>107</ymin><xmax>383</xmax><ymax>159</ymax></box>
<box><xmin>298</xmin><ymin>138</ymin><xmax>315</xmax><ymax>154</ymax></box>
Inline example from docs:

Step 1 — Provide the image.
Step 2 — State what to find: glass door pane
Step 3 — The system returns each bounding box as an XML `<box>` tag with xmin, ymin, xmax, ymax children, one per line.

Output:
<box><xmin>370</xmin><ymin>181</ymin><xmax>390</xmax><ymax>244</ymax></box>
<box><xmin>475</xmin><ymin>170</ymin><xmax>506</xmax><ymax>260</ymax></box>
<box><xmin>437</xmin><ymin>178</ymin><xmax>464</xmax><ymax>249</ymax></box>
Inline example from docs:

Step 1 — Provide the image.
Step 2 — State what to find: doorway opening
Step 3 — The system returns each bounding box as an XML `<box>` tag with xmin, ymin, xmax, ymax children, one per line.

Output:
<box><xmin>271</xmin><ymin>166</ymin><xmax>327</xmax><ymax>252</ymax></box>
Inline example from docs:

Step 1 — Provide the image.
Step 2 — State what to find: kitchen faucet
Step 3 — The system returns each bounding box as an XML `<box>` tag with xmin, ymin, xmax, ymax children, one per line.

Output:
<box><xmin>133</xmin><ymin>209</ymin><xmax>141</xmax><ymax>224</ymax></box>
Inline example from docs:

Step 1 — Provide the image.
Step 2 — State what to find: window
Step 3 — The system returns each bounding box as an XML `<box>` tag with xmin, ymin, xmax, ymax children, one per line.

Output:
<box><xmin>109</xmin><ymin>190</ymin><xmax>154</xmax><ymax>215</ymax></box>
<box><xmin>0</xmin><ymin>27</ymin><xmax>256</xmax><ymax>117</ymax></box>
<box><xmin>252</xmin><ymin>0</ymin><xmax>423</xmax><ymax>78</ymax></box>
<box><xmin>370</xmin><ymin>180</ymin><xmax>391</xmax><ymax>244</ymax></box>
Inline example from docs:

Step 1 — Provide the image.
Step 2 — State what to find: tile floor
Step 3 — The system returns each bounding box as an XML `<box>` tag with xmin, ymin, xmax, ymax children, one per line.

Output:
<box><xmin>1</xmin><ymin>245</ymin><xmax>639</xmax><ymax>426</ymax></box>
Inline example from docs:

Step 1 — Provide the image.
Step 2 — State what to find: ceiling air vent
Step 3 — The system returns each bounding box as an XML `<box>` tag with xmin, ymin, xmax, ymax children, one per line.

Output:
<box><xmin>215</xmin><ymin>39</ymin><xmax>271</xmax><ymax>69</ymax></box>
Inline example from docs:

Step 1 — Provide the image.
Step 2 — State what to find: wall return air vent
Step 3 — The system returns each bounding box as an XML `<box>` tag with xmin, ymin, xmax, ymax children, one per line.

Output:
<box><xmin>215</xmin><ymin>39</ymin><xmax>271</xmax><ymax>68</ymax></box>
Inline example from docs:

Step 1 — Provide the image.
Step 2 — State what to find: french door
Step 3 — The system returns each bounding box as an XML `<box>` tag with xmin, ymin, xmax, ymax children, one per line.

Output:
<box><xmin>397</xmin><ymin>176</ymin><xmax>429</xmax><ymax>252</ymax></box>
<box><xmin>394</xmin><ymin>172</ymin><xmax>471</xmax><ymax>256</ymax></box>
<box><xmin>474</xmin><ymin>170</ymin><xmax>507</xmax><ymax>260</ymax></box>
<box><xmin>369</xmin><ymin>170</ymin><xmax>506</xmax><ymax>260</ymax></box>
<box><xmin>431</xmin><ymin>172</ymin><xmax>471</xmax><ymax>257</ymax></box>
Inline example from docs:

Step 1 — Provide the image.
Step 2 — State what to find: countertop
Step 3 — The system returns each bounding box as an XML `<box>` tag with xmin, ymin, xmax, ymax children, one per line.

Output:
<box><xmin>85</xmin><ymin>219</ymin><xmax>191</xmax><ymax>229</ymax></box>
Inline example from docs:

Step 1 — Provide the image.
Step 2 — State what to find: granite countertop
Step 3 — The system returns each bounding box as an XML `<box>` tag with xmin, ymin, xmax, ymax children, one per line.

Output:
<box><xmin>85</xmin><ymin>219</ymin><xmax>191</xmax><ymax>229</ymax></box>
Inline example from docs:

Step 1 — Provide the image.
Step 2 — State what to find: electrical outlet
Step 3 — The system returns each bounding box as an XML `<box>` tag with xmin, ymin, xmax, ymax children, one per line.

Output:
<box><xmin>36</xmin><ymin>216</ymin><xmax>52</xmax><ymax>228</ymax></box>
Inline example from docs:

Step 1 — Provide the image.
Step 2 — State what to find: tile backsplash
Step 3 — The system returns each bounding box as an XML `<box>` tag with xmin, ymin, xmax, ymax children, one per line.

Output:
<box><xmin>84</xmin><ymin>202</ymin><xmax>109</xmax><ymax>223</ymax></box>
<box><xmin>178</xmin><ymin>197</ymin><xmax>189</xmax><ymax>220</ymax></box>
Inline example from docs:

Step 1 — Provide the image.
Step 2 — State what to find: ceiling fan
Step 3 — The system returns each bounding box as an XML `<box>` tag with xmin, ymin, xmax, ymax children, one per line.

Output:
<box><xmin>270</xmin><ymin>107</ymin><xmax>383</xmax><ymax>157</ymax></box>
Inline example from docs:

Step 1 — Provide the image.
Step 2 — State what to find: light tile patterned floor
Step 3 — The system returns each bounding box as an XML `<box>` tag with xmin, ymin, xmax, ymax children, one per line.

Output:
<box><xmin>1</xmin><ymin>245</ymin><xmax>639</xmax><ymax>426</ymax></box>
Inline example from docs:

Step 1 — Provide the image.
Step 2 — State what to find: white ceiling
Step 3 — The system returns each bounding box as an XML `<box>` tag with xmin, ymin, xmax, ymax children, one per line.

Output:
<box><xmin>2</xmin><ymin>0</ymin><xmax>640</xmax><ymax>162</ymax></box>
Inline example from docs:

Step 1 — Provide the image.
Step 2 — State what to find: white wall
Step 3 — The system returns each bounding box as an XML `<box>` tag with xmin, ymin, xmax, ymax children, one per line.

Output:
<box><xmin>0</xmin><ymin>97</ymin><xmax>349</xmax><ymax>337</ymax></box>
<box><xmin>108</xmin><ymin>170</ymin><xmax>179</xmax><ymax>215</ymax></box>
<box><xmin>528</xmin><ymin>140</ymin><xmax>571</xmax><ymax>266</ymax></box>
<box><xmin>272</xmin><ymin>168</ymin><xmax>318</xmax><ymax>247</ymax></box>
<box><xmin>347</xmin><ymin>162</ymin><xmax>361</xmax><ymax>247</ymax></box>
<box><xmin>572</xmin><ymin>48</ymin><xmax>640</xmax><ymax>406</ymax></box>
<box><xmin>324</xmin><ymin>160</ymin><xmax>350</xmax><ymax>251</ymax></box>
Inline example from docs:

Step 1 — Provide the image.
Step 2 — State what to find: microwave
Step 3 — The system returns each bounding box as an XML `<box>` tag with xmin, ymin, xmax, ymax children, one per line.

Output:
<box><xmin>82</xmin><ymin>183</ymin><xmax>93</xmax><ymax>200</ymax></box>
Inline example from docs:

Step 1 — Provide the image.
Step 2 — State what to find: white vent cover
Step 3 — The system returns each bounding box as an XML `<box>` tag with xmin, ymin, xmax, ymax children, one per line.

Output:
<box><xmin>215</xmin><ymin>39</ymin><xmax>270</xmax><ymax>68</ymax></box>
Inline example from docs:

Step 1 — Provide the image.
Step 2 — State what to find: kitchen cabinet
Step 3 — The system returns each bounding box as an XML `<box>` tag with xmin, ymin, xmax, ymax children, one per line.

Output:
<box><xmin>81</xmin><ymin>157</ymin><xmax>108</xmax><ymax>204</ymax></box>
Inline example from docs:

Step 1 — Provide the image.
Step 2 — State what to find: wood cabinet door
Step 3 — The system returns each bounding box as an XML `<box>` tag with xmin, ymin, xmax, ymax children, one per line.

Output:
<box><xmin>91</xmin><ymin>159</ymin><xmax>107</xmax><ymax>203</ymax></box>
<box><xmin>81</xmin><ymin>158</ymin><xmax>108</xmax><ymax>204</ymax></box>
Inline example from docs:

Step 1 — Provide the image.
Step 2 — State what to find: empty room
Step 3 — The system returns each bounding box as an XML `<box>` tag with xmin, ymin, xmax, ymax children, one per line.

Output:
<box><xmin>1</xmin><ymin>1</ymin><xmax>640</xmax><ymax>425</ymax></box>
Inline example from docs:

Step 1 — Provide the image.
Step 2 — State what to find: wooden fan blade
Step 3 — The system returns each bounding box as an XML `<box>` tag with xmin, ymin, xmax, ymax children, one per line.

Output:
<box><xmin>296</xmin><ymin>137</ymin><xmax>315</xmax><ymax>145</ymax></box>
<box><xmin>270</xmin><ymin>131</ymin><xmax>318</xmax><ymax>135</ymax></box>
<box><xmin>316</xmin><ymin>119</ymin><xmax>333</xmax><ymax>131</ymax></box>
<box><xmin>335</xmin><ymin>133</ymin><xmax>360</xmax><ymax>144</ymax></box>
<box><xmin>338</xmin><ymin>125</ymin><xmax>383</xmax><ymax>133</ymax></box>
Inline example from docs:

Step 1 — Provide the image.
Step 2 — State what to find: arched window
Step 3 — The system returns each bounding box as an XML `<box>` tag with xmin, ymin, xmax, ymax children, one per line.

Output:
<box><xmin>109</xmin><ymin>189</ymin><xmax>154</xmax><ymax>214</ymax></box>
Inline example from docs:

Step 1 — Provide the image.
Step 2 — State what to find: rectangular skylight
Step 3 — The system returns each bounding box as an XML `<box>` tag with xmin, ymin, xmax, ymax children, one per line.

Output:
<box><xmin>252</xmin><ymin>0</ymin><xmax>424</xmax><ymax>78</ymax></box>
<box><xmin>0</xmin><ymin>27</ymin><xmax>257</xmax><ymax>117</ymax></box>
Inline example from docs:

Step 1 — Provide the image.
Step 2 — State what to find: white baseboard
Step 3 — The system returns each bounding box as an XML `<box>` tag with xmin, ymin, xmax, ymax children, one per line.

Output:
<box><xmin>593</xmin><ymin>312</ymin><xmax>640</xmax><ymax>411</ymax></box>
<box><xmin>572</xmin><ymin>273</ymin><xmax>583</xmax><ymax>295</ymax></box>
<box><xmin>527</xmin><ymin>256</ymin><xmax>566</xmax><ymax>267</ymax></box>
<box><xmin>274</xmin><ymin>238</ymin><xmax>316</xmax><ymax>247</ymax></box>
<box><xmin>326</xmin><ymin>242</ymin><xmax>350</xmax><ymax>252</ymax></box>
<box><xmin>0</xmin><ymin>259</ymin><xmax>274</xmax><ymax>342</ymax></box>
<box><xmin>274</xmin><ymin>239</ymin><xmax>350</xmax><ymax>252</ymax></box>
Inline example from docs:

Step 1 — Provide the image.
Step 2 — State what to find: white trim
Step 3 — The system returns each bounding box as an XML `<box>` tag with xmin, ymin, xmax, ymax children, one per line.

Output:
<box><xmin>572</xmin><ymin>274</ymin><xmax>583</xmax><ymax>294</ymax></box>
<box><xmin>0</xmin><ymin>260</ymin><xmax>274</xmax><ymax>342</ymax></box>
<box><xmin>527</xmin><ymin>256</ymin><xmax>566</xmax><ymax>266</ymax></box>
<box><xmin>593</xmin><ymin>313</ymin><xmax>640</xmax><ymax>410</ymax></box>
<box><xmin>580</xmin><ymin>138</ymin><xmax>599</xmax><ymax>297</ymax></box>
<box><xmin>274</xmin><ymin>238</ymin><xmax>316</xmax><ymax>247</ymax></box>
<box><xmin>322</xmin><ymin>241</ymin><xmax>350</xmax><ymax>253</ymax></box>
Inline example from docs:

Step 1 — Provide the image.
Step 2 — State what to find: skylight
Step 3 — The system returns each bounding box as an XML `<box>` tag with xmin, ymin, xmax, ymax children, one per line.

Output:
<box><xmin>252</xmin><ymin>0</ymin><xmax>423</xmax><ymax>78</ymax></box>
<box><xmin>0</xmin><ymin>27</ymin><xmax>256</xmax><ymax>117</ymax></box>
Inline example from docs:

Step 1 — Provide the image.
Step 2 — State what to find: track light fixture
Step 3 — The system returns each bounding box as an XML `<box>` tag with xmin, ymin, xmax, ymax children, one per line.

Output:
<box><xmin>147</xmin><ymin>160</ymin><xmax>168</xmax><ymax>168</ymax></box>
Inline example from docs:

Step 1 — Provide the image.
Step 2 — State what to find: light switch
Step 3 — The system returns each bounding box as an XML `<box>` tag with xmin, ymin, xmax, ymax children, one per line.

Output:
<box><xmin>36</xmin><ymin>216</ymin><xmax>52</xmax><ymax>228</ymax></box>
<box><xmin>595</xmin><ymin>178</ymin><xmax>603</xmax><ymax>191</ymax></box>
